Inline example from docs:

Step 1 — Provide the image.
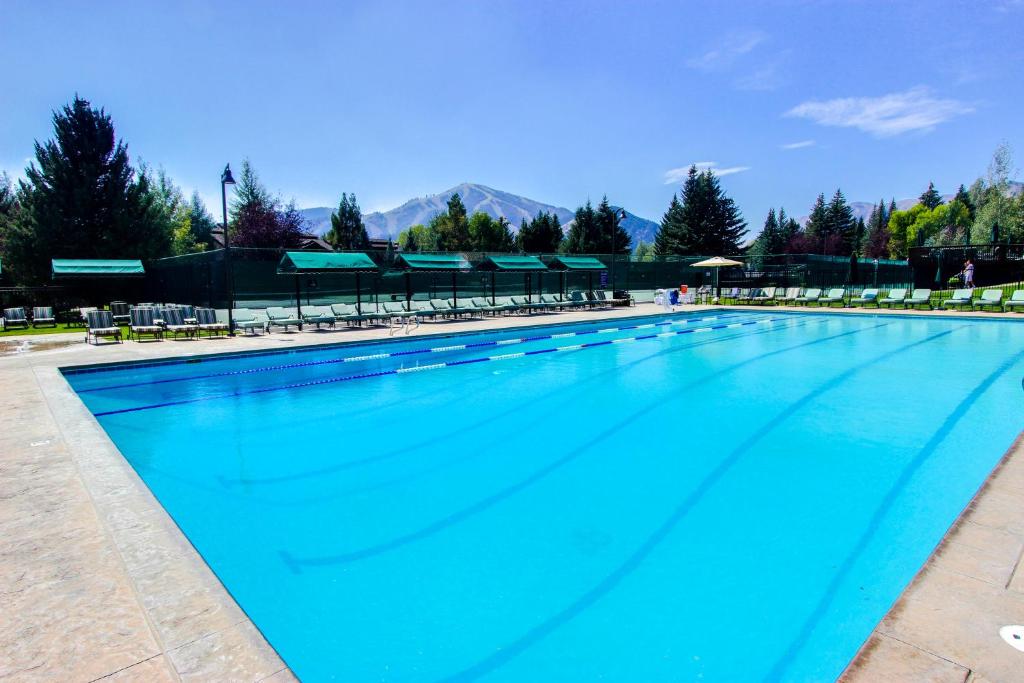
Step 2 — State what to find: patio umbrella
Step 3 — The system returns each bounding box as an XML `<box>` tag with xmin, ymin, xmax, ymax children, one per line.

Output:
<box><xmin>690</xmin><ymin>257</ymin><xmax>744</xmax><ymax>301</ymax></box>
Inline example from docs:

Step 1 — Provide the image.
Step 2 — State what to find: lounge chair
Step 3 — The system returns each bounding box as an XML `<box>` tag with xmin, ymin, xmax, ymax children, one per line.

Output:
<box><xmin>232</xmin><ymin>308</ymin><xmax>266</xmax><ymax>335</ymax></box>
<box><xmin>470</xmin><ymin>297</ymin><xmax>501</xmax><ymax>316</ymax></box>
<box><xmin>382</xmin><ymin>301</ymin><xmax>418</xmax><ymax>325</ymax></box>
<box><xmin>819</xmin><ymin>288</ymin><xmax>846</xmax><ymax>307</ymax></box>
<box><xmin>177</xmin><ymin>304</ymin><xmax>198</xmax><ymax>325</ymax></box>
<box><xmin>719</xmin><ymin>287</ymin><xmax>740</xmax><ymax>304</ymax></box>
<box><xmin>569</xmin><ymin>291</ymin><xmax>589</xmax><ymax>309</ymax></box>
<box><xmin>195</xmin><ymin>308</ymin><xmax>228</xmax><ymax>337</ymax></box>
<box><xmin>159</xmin><ymin>307</ymin><xmax>198</xmax><ymax>339</ymax></box>
<box><xmin>129</xmin><ymin>307</ymin><xmax>163</xmax><ymax>341</ymax></box>
<box><xmin>940</xmin><ymin>289</ymin><xmax>973</xmax><ymax>310</ymax></box>
<box><xmin>447</xmin><ymin>298</ymin><xmax>477</xmax><ymax>318</ymax></box>
<box><xmin>429</xmin><ymin>299</ymin><xmax>455</xmax><ymax>319</ymax></box>
<box><xmin>302</xmin><ymin>305</ymin><xmax>336</xmax><ymax>329</ymax></box>
<box><xmin>793</xmin><ymin>288</ymin><xmax>822</xmax><ymax>306</ymax></box>
<box><xmin>512</xmin><ymin>295</ymin><xmax>546</xmax><ymax>314</ymax></box>
<box><xmin>734</xmin><ymin>288</ymin><xmax>755</xmax><ymax>304</ymax></box>
<box><xmin>879</xmin><ymin>289</ymin><xmax>907</xmax><ymax>308</ymax></box>
<box><xmin>329</xmin><ymin>303</ymin><xmax>365</xmax><ymax>326</ymax></box>
<box><xmin>3</xmin><ymin>307</ymin><xmax>29</xmax><ymax>330</ymax></box>
<box><xmin>85</xmin><ymin>310</ymin><xmax>122</xmax><ymax>344</ymax></box>
<box><xmin>850</xmin><ymin>289</ymin><xmax>880</xmax><ymax>308</ymax></box>
<box><xmin>751</xmin><ymin>287</ymin><xmax>777</xmax><ymax>305</ymax></box>
<box><xmin>1004</xmin><ymin>290</ymin><xmax>1024</xmax><ymax>312</ymax></box>
<box><xmin>905</xmin><ymin>289</ymin><xmax>932</xmax><ymax>310</ymax></box>
<box><xmin>493</xmin><ymin>296</ymin><xmax>521</xmax><ymax>314</ymax></box>
<box><xmin>973</xmin><ymin>289</ymin><xmax>1003</xmax><ymax>311</ymax></box>
<box><xmin>540</xmin><ymin>294</ymin><xmax>568</xmax><ymax>311</ymax></box>
<box><xmin>266</xmin><ymin>306</ymin><xmax>303</xmax><ymax>331</ymax></box>
<box><xmin>777</xmin><ymin>287</ymin><xmax>802</xmax><ymax>304</ymax></box>
<box><xmin>109</xmin><ymin>301</ymin><xmax>131</xmax><ymax>326</ymax></box>
<box><xmin>31</xmin><ymin>306</ymin><xmax>57</xmax><ymax>327</ymax></box>
<box><xmin>598</xmin><ymin>289</ymin><xmax>630</xmax><ymax>306</ymax></box>
<box><xmin>411</xmin><ymin>300</ymin><xmax>439</xmax><ymax>321</ymax></box>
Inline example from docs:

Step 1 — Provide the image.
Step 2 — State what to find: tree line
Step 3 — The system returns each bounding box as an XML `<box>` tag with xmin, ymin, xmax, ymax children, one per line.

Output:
<box><xmin>747</xmin><ymin>143</ymin><xmax>1022</xmax><ymax>261</ymax></box>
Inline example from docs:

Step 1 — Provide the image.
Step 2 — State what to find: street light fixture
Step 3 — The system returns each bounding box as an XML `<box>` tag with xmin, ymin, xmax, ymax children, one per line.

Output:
<box><xmin>221</xmin><ymin>164</ymin><xmax>237</xmax><ymax>335</ymax></box>
<box><xmin>610</xmin><ymin>208</ymin><xmax>627</xmax><ymax>294</ymax></box>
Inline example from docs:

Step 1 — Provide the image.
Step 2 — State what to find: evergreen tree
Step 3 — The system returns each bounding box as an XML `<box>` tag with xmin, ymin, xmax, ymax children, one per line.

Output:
<box><xmin>432</xmin><ymin>192</ymin><xmax>471</xmax><ymax>251</ymax></box>
<box><xmin>653</xmin><ymin>166</ymin><xmax>746</xmax><ymax>255</ymax></box>
<box><xmin>633</xmin><ymin>240</ymin><xmax>655</xmax><ymax>262</ymax></box>
<box><xmin>803</xmin><ymin>193</ymin><xmax>829</xmax><ymax>253</ymax></box>
<box><xmin>594</xmin><ymin>196</ymin><xmax>632</xmax><ymax>254</ymax></box>
<box><xmin>8</xmin><ymin>96</ymin><xmax>170</xmax><ymax>283</ymax></box>
<box><xmin>516</xmin><ymin>211</ymin><xmax>564</xmax><ymax>253</ymax></box>
<box><xmin>953</xmin><ymin>184</ymin><xmax>975</xmax><ymax>223</ymax></box>
<box><xmin>564</xmin><ymin>201</ymin><xmax>602</xmax><ymax>253</ymax></box>
<box><xmin>919</xmin><ymin>181</ymin><xmax>943</xmax><ymax>210</ymax></box>
<box><xmin>188</xmin><ymin>191</ymin><xmax>216</xmax><ymax>248</ymax></box>
<box><xmin>750</xmin><ymin>208</ymin><xmax>781</xmax><ymax>264</ymax></box>
<box><xmin>383</xmin><ymin>237</ymin><xmax>396</xmax><ymax>267</ymax></box>
<box><xmin>824</xmin><ymin>189</ymin><xmax>855</xmax><ymax>255</ymax></box>
<box><xmin>0</xmin><ymin>173</ymin><xmax>16</xmax><ymax>261</ymax></box>
<box><xmin>403</xmin><ymin>227</ymin><xmax>419</xmax><ymax>252</ymax></box>
<box><xmin>654</xmin><ymin>194</ymin><xmax>686</xmax><ymax>256</ymax></box>
<box><xmin>325</xmin><ymin>193</ymin><xmax>370</xmax><ymax>250</ymax></box>
<box><xmin>777</xmin><ymin>208</ymin><xmax>800</xmax><ymax>251</ymax></box>
<box><xmin>864</xmin><ymin>200</ymin><xmax>891</xmax><ymax>259</ymax></box>
<box><xmin>888</xmin><ymin>198</ymin><xmax>898</xmax><ymax>222</ymax></box>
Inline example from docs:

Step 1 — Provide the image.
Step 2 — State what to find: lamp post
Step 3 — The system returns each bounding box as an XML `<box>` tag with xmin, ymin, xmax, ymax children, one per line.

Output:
<box><xmin>221</xmin><ymin>164</ymin><xmax>237</xmax><ymax>335</ymax></box>
<box><xmin>610</xmin><ymin>208</ymin><xmax>626</xmax><ymax>294</ymax></box>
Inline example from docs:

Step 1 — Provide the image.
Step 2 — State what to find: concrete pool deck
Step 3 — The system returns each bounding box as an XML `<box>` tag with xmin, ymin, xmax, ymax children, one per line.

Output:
<box><xmin>1</xmin><ymin>303</ymin><xmax>1021</xmax><ymax>680</ymax></box>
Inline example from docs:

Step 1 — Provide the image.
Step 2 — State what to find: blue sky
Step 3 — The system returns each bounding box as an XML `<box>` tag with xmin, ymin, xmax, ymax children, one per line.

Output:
<box><xmin>1</xmin><ymin>0</ymin><xmax>1022</xmax><ymax>231</ymax></box>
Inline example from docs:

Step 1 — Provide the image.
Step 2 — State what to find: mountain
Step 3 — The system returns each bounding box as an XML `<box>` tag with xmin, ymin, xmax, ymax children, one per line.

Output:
<box><xmin>300</xmin><ymin>183</ymin><xmax>575</xmax><ymax>239</ymax></box>
<box><xmin>298</xmin><ymin>182</ymin><xmax>661</xmax><ymax>247</ymax></box>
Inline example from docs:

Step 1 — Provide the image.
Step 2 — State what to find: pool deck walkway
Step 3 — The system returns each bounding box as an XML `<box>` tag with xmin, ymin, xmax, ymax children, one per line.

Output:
<box><xmin>1</xmin><ymin>303</ymin><xmax>1022</xmax><ymax>681</ymax></box>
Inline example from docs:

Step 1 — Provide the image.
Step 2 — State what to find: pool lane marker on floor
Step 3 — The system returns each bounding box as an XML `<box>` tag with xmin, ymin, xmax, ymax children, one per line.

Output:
<box><xmin>76</xmin><ymin>313</ymin><xmax>744</xmax><ymax>394</ymax></box>
<box><xmin>89</xmin><ymin>316</ymin><xmax>778</xmax><ymax>417</ymax></box>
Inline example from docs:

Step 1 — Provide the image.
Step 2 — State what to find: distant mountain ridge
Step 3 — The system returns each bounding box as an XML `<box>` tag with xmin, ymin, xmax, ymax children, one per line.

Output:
<box><xmin>298</xmin><ymin>182</ymin><xmax>660</xmax><ymax>246</ymax></box>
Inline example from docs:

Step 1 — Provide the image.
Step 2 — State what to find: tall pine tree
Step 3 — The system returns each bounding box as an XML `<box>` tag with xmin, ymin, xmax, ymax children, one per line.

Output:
<box><xmin>653</xmin><ymin>166</ymin><xmax>746</xmax><ymax>255</ymax></box>
<box><xmin>594</xmin><ymin>196</ymin><xmax>632</xmax><ymax>254</ymax></box>
<box><xmin>564</xmin><ymin>201</ymin><xmax>602</xmax><ymax>253</ymax></box>
<box><xmin>864</xmin><ymin>199</ymin><xmax>890</xmax><ymax>259</ymax></box>
<box><xmin>919</xmin><ymin>182</ymin><xmax>943</xmax><ymax>210</ymax></box>
<box><xmin>325</xmin><ymin>192</ymin><xmax>370</xmax><ymax>250</ymax></box>
<box><xmin>8</xmin><ymin>96</ymin><xmax>170</xmax><ymax>283</ymax></box>
<box><xmin>516</xmin><ymin>211</ymin><xmax>563</xmax><ymax>252</ymax></box>
<box><xmin>432</xmin><ymin>192</ymin><xmax>471</xmax><ymax>251</ymax></box>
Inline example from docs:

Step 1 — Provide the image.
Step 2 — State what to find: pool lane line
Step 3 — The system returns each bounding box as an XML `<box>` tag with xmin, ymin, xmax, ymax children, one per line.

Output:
<box><xmin>764</xmin><ymin>345</ymin><xmax>1024</xmax><ymax>680</ymax></box>
<box><xmin>76</xmin><ymin>313</ymin><xmax>740</xmax><ymax>394</ymax></box>
<box><xmin>279</xmin><ymin>319</ymin><xmax>896</xmax><ymax>571</ymax></box>
<box><xmin>434</xmin><ymin>325</ymin><xmax>962</xmax><ymax>683</ymax></box>
<box><xmin>89</xmin><ymin>315</ymin><xmax>772</xmax><ymax>418</ymax></box>
<box><xmin>221</xmin><ymin>316</ymin><xmax>824</xmax><ymax>491</ymax></box>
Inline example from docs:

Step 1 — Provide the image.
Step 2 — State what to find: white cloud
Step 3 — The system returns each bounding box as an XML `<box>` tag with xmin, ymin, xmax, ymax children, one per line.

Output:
<box><xmin>663</xmin><ymin>162</ymin><xmax>751</xmax><ymax>185</ymax></box>
<box><xmin>785</xmin><ymin>87</ymin><xmax>973</xmax><ymax>137</ymax></box>
<box><xmin>780</xmin><ymin>140</ymin><xmax>816</xmax><ymax>150</ymax></box>
<box><xmin>687</xmin><ymin>30</ymin><xmax>766</xmax><ymax>71</ymax></box>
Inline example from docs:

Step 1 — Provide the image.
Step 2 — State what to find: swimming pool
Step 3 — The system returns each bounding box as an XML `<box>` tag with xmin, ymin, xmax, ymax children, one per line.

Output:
<box><xmin>64</xmin><ymin>310</ymin><xmax>1024</xmax><ymax>681</ymax></box>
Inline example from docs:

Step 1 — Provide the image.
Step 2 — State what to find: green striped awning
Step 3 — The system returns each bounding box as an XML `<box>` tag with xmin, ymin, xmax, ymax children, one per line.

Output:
<box><xmin>277</xmin><ymin>251</ymin><xmax>377</xmax><ymax>274</ymax></box>
<box><xmin>397</xmin><ymin>254</ymin><xmax>472</xmax><ymax>271</ymax></box>
<box><xmin>550</xmin><ymin>256</ymin><xmax>607</xmax><ymax>270</ymax></box>
<box><xmin>51</xmin><ymin>259</ymin><xmax>146</xmax><ymax>277</ymax></box>
<box><xmin>479</xmin><ymin>255</ymin><xmax>548</xmax><ymax>271</ymax></box>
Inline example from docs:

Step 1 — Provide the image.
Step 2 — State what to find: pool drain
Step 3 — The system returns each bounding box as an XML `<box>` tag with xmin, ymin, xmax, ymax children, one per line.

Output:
<box><xmin>999</xmin><ymin>625</ymin><xmax>1024</xmax><ymax>653</ymax></box>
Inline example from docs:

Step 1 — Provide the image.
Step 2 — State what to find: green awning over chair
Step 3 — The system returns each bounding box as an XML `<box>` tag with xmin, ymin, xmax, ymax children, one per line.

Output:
<box><xmin>397</xmin><ymin>254</ymin><xmax>472</xmax><ymax>271</ymax></box>
<box><xmin>550</xmin><ymin>256</ymin><xmax>607</xmax><ymax>270</ymax></box>
<box><xmin>277</xmin><ymin>251</ymin><xmax>377</xmax><ymax>274</ymax></box>
<box><xmin>51</xmin><ymin>259</ymin><xmax>146</xmax><ymax>277</ymax></box>
<box><xmin>479</xmin><ymin>255</ymin><xmax>548</xmax><ymax>271</ymax></box>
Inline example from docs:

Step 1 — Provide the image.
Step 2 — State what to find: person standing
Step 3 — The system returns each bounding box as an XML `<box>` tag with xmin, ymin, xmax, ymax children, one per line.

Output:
<box><xmin>963</xmin><ymin>259</ymin><xmax>975</xmax><ymax>289</ymax></box>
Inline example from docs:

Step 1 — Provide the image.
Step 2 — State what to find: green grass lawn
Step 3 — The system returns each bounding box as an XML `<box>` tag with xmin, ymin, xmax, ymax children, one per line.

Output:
<box><xmin>0</xmin><ymin>322</ymin><xmax>108</xmax><ymax>337</ymax></box>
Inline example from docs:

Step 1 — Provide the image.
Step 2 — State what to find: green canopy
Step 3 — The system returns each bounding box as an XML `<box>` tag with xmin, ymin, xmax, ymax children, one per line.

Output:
<box><xmin>397</xmin><ymin>253</ymin><xmax>472</xmax><ymax>271</ymax></box>
<box><xmin>51</xmin><ymin>259</ymin><xmax>145</xmax><ymax>278</ymax></box>
<box><xmin>550</xmin><ymin>256</ymin><xmax>607</xmax><ymax>270</ymax></box>
<box><xmin>277</xmin><ymin>251</ymin><xmax>377</xmax><ymax>274</ymax></box>
<box><xmin>479</xmin><ymin>255</ymin><xmax>548</xmax><ymax>271</ymax></box>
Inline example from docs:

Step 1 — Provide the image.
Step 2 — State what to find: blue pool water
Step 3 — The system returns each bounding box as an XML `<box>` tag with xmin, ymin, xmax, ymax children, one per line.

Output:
<box><xmin>64</xmin><ymin>311</ymin><xmax>1024</xmax><ymax>681</ymax></box>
